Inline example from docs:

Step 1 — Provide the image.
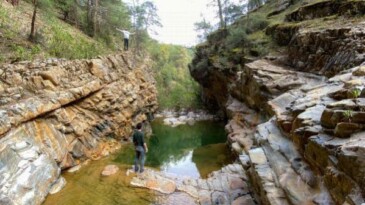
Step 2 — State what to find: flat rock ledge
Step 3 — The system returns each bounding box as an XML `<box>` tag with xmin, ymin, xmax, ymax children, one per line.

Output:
<box><xmin>130</xmin><ymin>164</ymin><xmax>255</xmax><ymax>205</ymax></box>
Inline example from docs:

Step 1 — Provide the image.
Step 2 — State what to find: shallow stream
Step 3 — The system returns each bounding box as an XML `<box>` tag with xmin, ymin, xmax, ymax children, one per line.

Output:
<box><xmin>43</xmin><ymin>120</ymin><xmax>233</xmax><ymax>205</ymax></box>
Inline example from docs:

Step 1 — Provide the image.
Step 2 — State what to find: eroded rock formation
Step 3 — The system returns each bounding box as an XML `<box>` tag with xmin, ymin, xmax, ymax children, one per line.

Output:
<box><xmin>189</xmin><ymin>1</ymin><xmax>365</xmax><ymax>204</ymax></box>
<box><xmin>267</xmin><ymin>0</ymin><xmax>365</xmax><ymax>77</ymax></box>
<box><xmin>0</xmin><ymin>53</ymin><xmax>157</xmax><ymax>205</ymax></box>
<box><xmin>192</xmin><ymin>57</ymin><xmax>365</xmax><ymax>205</ymax></box>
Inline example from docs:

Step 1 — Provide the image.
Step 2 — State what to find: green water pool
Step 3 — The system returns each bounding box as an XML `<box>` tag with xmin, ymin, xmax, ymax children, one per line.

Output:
<box><xmin>43</xmin><ymin>120</ymin><xmax>233</xmax><ymax>205</ymax></box>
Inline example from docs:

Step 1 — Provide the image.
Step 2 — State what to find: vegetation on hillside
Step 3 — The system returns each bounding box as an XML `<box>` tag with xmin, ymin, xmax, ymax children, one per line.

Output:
<box><xmin>195</xmin><ymin>0</ymin><xmax>365</xmax><ymax>63</ymax></box>
<box><xmin>148</xmin><ymin>41</ymin><xmax>202</xmax><ymax>109</ymax></box>
<box><xmin>194</xmin><ymin>0</ymin><xmax>278</xmax><ymax>60</ymax></box>
<box><xmin>191</xmin><ymin>0</ymin><xmax>365</xmax><ymax>81</ymax></box>
<box><xmin>0</xmin><ymin>0</ymin><xmax>201</xmax><ymax>109</ymax></box>
<box><xmin>0</xmin><ymin>1</ymin><xmax>111</xmax><ymax>61</ymax></box>
<box><xmin>191</xmin><ymin>0</ymin><xmax>333</xmax><ymax>75</ymax></box>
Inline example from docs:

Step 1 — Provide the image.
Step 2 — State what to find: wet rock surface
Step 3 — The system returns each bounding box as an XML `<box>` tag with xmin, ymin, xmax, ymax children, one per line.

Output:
<box><xmin>0</xmin><ymin>53</ymin><xmax>158</xmax><ymax>204</ymax></box>
<box><xmin>191</xmin><ymin>40</ymin><xmax>365</xmax><ymax>204</ymax></box>
<box><xmin>101</xmin><ymin>165</ymin><xmax>119</xmax><ymax>176</ymax></box>
<box><xmin>48</xmin><ymin>177</ymin><xmax>66</xmax><ymax>195</ymax></box>
<box><xmin>130</xmin><ymin>163</ymin><xmax>255</xmax><ymax>205</ymax></box>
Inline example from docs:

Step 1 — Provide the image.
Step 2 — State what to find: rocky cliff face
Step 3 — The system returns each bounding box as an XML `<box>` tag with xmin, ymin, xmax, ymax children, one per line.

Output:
<box><xmin>0</xmin><ymin>53</ymin><xmax>158</xmax><ymax>205</ymax></box>
<box><xmin>190</xmin><ymin>1</ymin><xmax>365</xmax><ymax>204</ymax></box>
<box><xmin>268</xmin><ymin>0</ymin><xmax>365</xmax><ymax>77</ymax></box>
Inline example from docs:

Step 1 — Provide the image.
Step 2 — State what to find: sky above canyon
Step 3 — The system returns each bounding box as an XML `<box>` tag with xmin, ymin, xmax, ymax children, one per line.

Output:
<box><xmin>149</xmin><ymin>0</ymin><xmax>217</xmax><ymax>46</ymax></box>
<box><xmin>124</xmin><ymin>0</ymin><xmax>218</xmax><ymax>46</ymax></box>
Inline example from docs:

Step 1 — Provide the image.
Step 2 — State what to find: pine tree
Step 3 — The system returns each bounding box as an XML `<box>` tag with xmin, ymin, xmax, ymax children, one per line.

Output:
<box><xmin>194</xmin><ymin>17</ymin><xmax>213</xmax><ymax>42</ymax></box>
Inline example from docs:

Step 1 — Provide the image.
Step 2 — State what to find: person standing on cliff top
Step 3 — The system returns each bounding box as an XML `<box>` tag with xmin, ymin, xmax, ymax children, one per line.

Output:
<box><xmin>116</xmin><ymin>28</ymin><xmax>134</xmax><ymax>51</ymax></box>
<box><xmin>132</xmin><ymin>123</ymin><xmax>148</xmax><ymax>173</ymax></box>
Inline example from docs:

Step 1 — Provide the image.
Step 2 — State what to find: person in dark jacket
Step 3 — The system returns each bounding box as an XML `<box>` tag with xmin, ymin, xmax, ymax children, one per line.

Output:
<box><xmin>132</xmin><ymin>123</ymin><xmax>148</xmax><ymax>173</ymax></box>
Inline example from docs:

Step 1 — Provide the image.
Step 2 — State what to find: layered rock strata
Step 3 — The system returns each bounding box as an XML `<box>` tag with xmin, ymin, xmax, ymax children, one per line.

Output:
<box><xmin>287</xmin><ymin>24</ymin><xmax>365</xmax><ymax>76</ymax></box>
<box><xmin>266</xmin><ymin>1</ymin><xmax>365</xmax><ymax>77</ymax></box>
<box><xmin>190</xmin><ymin>1</ymin><xmax>365</xmax><ymax>203</ymax></box>
<box><xmin>190</xmin><ymin>54</ymin><xmax>365</xmax><ymax>204</ymax></box>
<box><xmin>0</xmin><ymin>54</ymin><xmax>158</xmax><ymax>205</ymax></box>
<box><xmin>285</xmin><ymin>0</ymin><xmax>365</xmax><ymax>22</ymax></box>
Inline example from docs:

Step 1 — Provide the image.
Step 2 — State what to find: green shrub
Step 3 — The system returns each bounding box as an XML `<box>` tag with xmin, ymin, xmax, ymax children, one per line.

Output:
<box><xmin>31</xmin><ymin>44</ymin><xmax>41</xmax><ymax>55</ymax></box>
<box><xmin>250</xmin><ymin>43</ymin><xmax>269</xmax><ymax>57</ymax></box>
<box><xmin>246</xmin><ymin>14</ymin><xmax>269</xmax><ymax>34</ymax></box>
<box><xmin>9</xmin><ymin>44</ymin><xmax>43</xmax><ymax>61</ymax></box>
<box><xmin>351</xmin><ymin>88</ymin><xmax>361</xmax><ymax>99</ymax></box>
<box><xmin>226</xmin><ymin>26</ymin><xmax>247</xmax><ymax>49</ymax></box>
<box><xmin>193</xmin><ymin>58</ymin><xmax>209</xmax><ymax>72</ymax></box>
<box><xmin>343</xmin><ymin>110</ymin><xmax>353</xmax><ymax>122</ymax></box>
<box><xmin>11</xmin><ymin>45</ymin><xmax>28</xmax><ymax>60</ymax></box>
<box><xmin>0</xmin><ymin>5</ymin><xmax>8</xmax><ymax>27</ymax></box>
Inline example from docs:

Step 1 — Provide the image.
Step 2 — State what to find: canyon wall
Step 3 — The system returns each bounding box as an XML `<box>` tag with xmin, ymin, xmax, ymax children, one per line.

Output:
<box><xmin>0</xmin><ymin>53</ymin><xmax>158</xmax><ymax>204</ymax></box>
<box><xmin>190</xmin><ymin>1</ymin><xmax>365</xmax><ymax>204</ymax></box>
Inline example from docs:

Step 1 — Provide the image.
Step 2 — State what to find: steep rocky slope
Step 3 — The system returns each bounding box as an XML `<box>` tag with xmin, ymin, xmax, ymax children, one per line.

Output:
<box><xmin>190</xmin><ymin>0</ymin><xmax>365</xmax><ymax>204</ymax></box>
<box><xmin>0</xmin><ymin>53</ymin><xmax>157</xmax><ymax>204</ymax></box>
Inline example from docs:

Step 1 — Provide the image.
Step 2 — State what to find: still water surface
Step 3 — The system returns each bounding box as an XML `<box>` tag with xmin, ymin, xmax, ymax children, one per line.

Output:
<box><xmin>44</xmin><ymin>120</ymin><xmax>233</xmax><ymax>205</ymax></box>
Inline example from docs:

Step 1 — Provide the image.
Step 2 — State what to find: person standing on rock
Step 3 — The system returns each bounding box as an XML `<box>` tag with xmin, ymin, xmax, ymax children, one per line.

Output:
<box><xmin>132</xmin><ymin>123</ymin><xmax>148</xmax><ymax>173</ymax></box>
<box><xmin>116</xmin><ymin>28</ymin><xmax>134</xmax><ymax>51</ymax></box>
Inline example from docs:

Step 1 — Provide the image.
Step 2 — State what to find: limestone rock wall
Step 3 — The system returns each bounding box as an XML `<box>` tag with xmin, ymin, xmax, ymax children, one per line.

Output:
<box><xmin>267</xmin><ymin>64</ymin><xmax>365</xmax><ymax>205</ymax></box>
<box><xmin>190</xmin><ymin>11</ymin><xmax>365</xmax><ymax>202</ymax></box>
<box><xmin>0</xmin><ymin>53</ymin><xmax>158</xmax><ymax>205</ymax></box>
<box><xmin>192</xmin><ymin>55</ymin><xmax>365</xmax><ymax>204</ymax></box>
<box><xmin>287</xmin><ymin>25</ymin><xmax>365</xmax><ymax>76</ymax></box>
<box><xmin>265</xmin><ymin>0</ymin><xmax>365</xmax><ymax>77</ymax></box>
<box><xmin>285</xmin><ymin>0</ymin><xmax>365</xmax><ymax>22</ymax></box>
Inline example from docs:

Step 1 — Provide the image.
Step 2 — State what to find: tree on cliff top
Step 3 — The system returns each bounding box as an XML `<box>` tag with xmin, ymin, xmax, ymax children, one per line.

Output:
<box><xmin>195</xmin><ymin>0</ymin><xmax>244</xmax><ymax>42</ymax></box>
<box><xmin>247</xmin><ymin>0</ymin><xmax>266</xmax><ymax>11</ymax></box>
<box><xmin>29</xmin><ymin>0</ymin><xmax>52</xmax><ymax>41</ymax></box>
<box><xmin>209</xmin><ymin>0</ymin><xmax>245</xmax><ymax>28</ymax></box>
<box><xmin>194</xmin><ymin>16</ymin><xmax>213</xmax><ymax>43</ymax></box>
<box><xmin>129</xmin><ymin>0</ymin><xmax>161</xmax><ymax>52</ymax></box>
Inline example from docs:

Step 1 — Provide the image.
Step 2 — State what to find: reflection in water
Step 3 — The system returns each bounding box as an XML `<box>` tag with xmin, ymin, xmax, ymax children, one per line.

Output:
<box><xmin>161</xmin><ymin>151</ymin><xmax>200</xmax><ymax>178</ymax></box>
<box><xmin>192</xmin><ymin>143</ymin><xmax>233</xmax><ymax>178</ymax></box>
<box><xmin>44</xmin><ymin>120</ymin><xmax>233</xmax><ymax>205</ymax></box>
<box><xmin>114</xmin><ymin>120</ymin><xmax>234</xmax><ymax>178</ymax></box>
